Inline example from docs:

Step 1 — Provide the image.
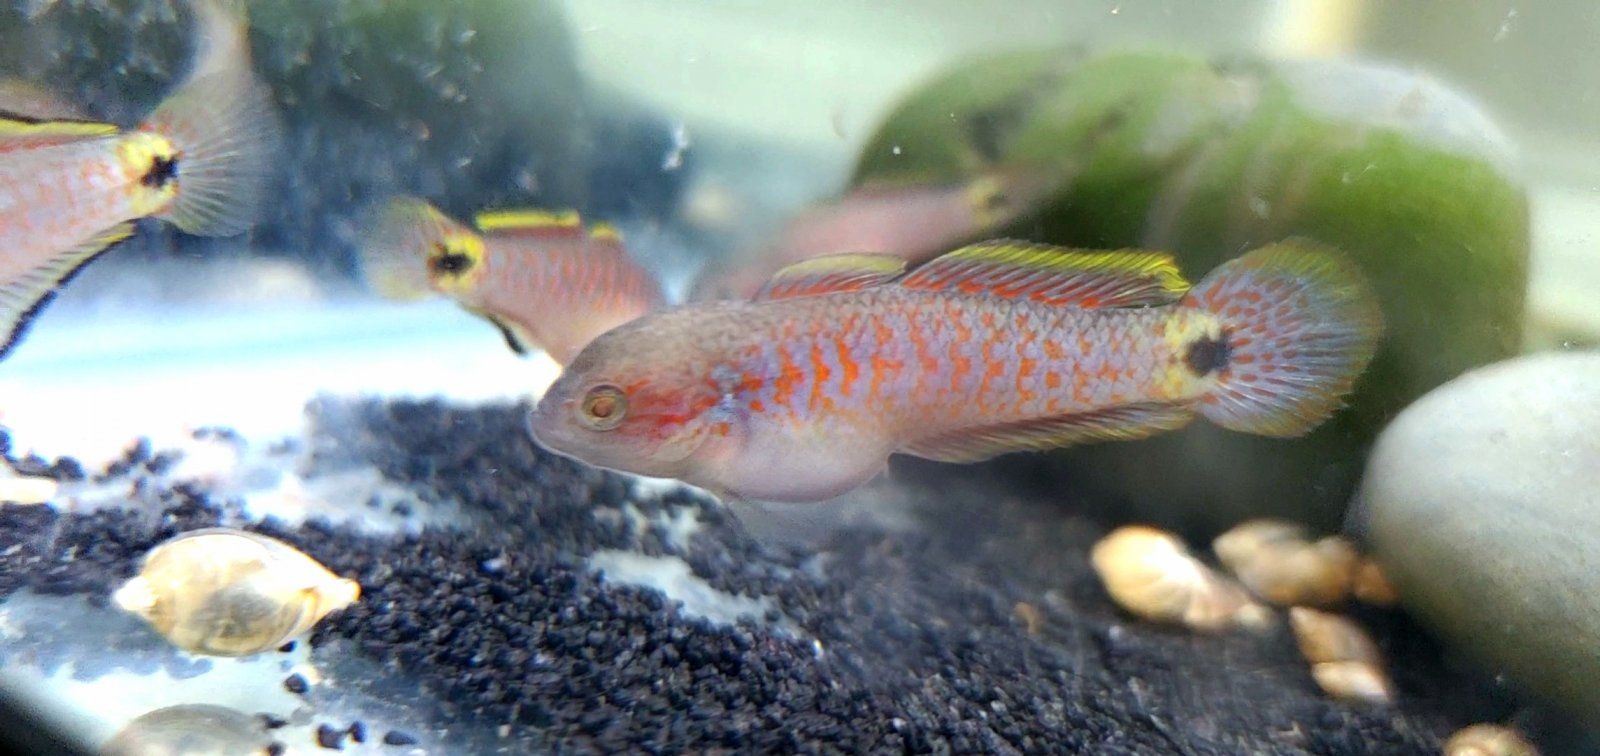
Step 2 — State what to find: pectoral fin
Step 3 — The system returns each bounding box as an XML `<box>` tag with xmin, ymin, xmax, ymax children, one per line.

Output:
<box><xmin>0</xmin><ymin>223</ymin><xmax>136</xmax><ymax>360</ymax></box>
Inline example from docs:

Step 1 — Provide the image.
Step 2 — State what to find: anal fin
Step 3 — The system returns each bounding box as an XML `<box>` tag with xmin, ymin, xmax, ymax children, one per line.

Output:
<box><xmin>482</xmin><ymin>313</ymin><xmax>534</xmax><ymax>356</ymax></box>
<box><xmin>1</xmin><ymin>222</ymin><xmax>136</xmax><ymax>360</ymax></box>
<box><xmin>899</xmin><ymin>402</ymin><xmax>1195</xmax><ymax>463</ymax></box>
<box><xmin>754</xmin><ymin>253</ymin><xmax>907</xmax><ymax>301</ymax></box>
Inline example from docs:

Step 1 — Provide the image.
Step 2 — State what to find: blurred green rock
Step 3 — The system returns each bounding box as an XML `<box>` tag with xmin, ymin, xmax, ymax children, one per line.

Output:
<box><xmin>860</xmin><ymin>50</ymin><xmax>1529</xmax><ymax>536</ymax></box>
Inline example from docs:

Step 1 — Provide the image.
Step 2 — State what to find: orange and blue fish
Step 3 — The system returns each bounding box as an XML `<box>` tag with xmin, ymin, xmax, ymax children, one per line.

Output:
<box><xmin>529</xmin><ymin>239</ymin><xmax>1382</xmax><ymax>502</ymax></box>
<box><xmin>690</xmin><ymin>168</ymin><xmax>1059</xmax><ymax>301</ymax></box>
<box><xmin>359</xmin><ymin>198</ymin><xmax>666</xmax><ymax>365</ymax></box>
<box><xmin>0</xmin><ymin>0</ymin><xmax>278</xmax><ymax>359</ymax></box>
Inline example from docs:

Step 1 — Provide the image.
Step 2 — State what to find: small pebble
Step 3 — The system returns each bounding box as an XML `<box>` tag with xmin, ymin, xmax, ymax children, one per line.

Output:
<box><xmin>348</xmin><ymin>721</ymin><xmax>367</xmax><ymax>744</ymax></box>
<box><xmin>383</xmin><ymin>730</ymin><xmax>420</xmax><ymax>746</ymax></box>
<box><xmin>316</xmin><ymin>723</ymin><xmax>347</xmax><ymax>750</ymax></box>
<box><xmin>258</xmin><ymin>713</ymin><xmax>289</xmax><ymax>729</ymax></box>
<box><xmin>284</xmin><ymin>673</ymin><xmax>309</xmax><ymax>695</ymax></box>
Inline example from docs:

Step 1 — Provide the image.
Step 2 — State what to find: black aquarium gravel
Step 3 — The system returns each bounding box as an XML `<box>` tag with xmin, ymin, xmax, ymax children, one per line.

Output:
<box><xmin>0</xmin><ymin>398</ymin><xmax>1524</xmax><ymax>753</ymax></box>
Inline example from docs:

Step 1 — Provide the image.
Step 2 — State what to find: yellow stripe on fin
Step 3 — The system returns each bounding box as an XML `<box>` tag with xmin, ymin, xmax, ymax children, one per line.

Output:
<box><xmin>901</xmin><ymin>402</ymin><xmax>1195</xmax><ymax>463</ymax></box>
<box><xmin>0</xmin><ymin>222</ymin><xmax>135</xmax><ymax>360</ymax></box>
<box><xmin>588</xmin><ymin>222</ymin><xmax>623</xmax><ymax>242</ymax></box>
<box><xmin>0</xmin><ymin>115</ymin><xmax>117</xmax><ymax>149</ymax></box>
<box><xmin>474</xmin><ymin>208</ymin><xmax>583</xmax><ymax>237</ymax></box>
<box><xmin>897</xmin><ymin>239</ymin><xmax>1190</xmax><ymax>308</ymax></box>
<box><xmin>754</xmin><ymin>253</ymin><xmax>908</xmax><ymax>302</ymax></box>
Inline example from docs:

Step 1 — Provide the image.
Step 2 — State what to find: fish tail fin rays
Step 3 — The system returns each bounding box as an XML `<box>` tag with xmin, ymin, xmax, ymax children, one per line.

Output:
<box><xmin>357</xmin><ymin>197</ymin><xmax>467</xmax><ymax>301</ymax></box>
<box><xmin>0</xmin><ymin>223</ymin><xmax>135</xmax><ymax>360</ymax></box>
<box><xmin>1188</xmin><ymin>239</ymin><xmax>1383</xmax><ymax>437</ymax></box>
<box><xmin>140</xmin><ymin>20</ymin><xmax>281</xmax><ymax>239</ymax></box>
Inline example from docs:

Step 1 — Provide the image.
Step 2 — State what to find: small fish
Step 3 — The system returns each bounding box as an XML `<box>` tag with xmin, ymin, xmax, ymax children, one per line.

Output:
<box><xmin>690</xmin><ymin>168</ymin><xmax>1058</xmax><ymax>301</ymax></box>
<box><xmin>0</xmin><ymin>0</ymin><xmax>278</xmax><ymax>360</ymax></box>
<box><xmin>530</xmin><ymin>238</ymin><xmax>1382</xmax><ymax>502</ymax></box>
<box><xmin>359</xmin><ymin>198</ymin><xmax>665</xmax><ymax>365</ymax></box>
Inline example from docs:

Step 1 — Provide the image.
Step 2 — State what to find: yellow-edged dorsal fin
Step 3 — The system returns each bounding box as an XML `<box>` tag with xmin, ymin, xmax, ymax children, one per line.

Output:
<box><xmin>754</xmin><ymin>253</ymin><xmax>907</xmax><ymax>302</ymax></box>
<box><xmin>897</xmin><ymin>239</ymin><xmax>1190</xmax><ymax>308</ymax></box>
<box><xmin>473</xmin><ymin>208</ymin><xmax>583</xmax><ymax>238</ymax></box>
<box><xmin>588</xmin><ymin>222</ymin><xmax>623</xmax><ymax>243</ymax></box>
<box><xmin>0</xmin><ymin>115</ymin><xmax>117</xmax><ymax>151</ymax></box>
<box><xmin>0</xmin><ymin>222</ymin><xmax>135</xmax><ymax>360</ymax></box>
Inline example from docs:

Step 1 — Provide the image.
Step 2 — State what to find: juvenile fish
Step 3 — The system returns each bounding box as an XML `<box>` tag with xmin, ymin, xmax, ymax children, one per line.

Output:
<box><xmin>360</xmin><ymin>198</ymin><xmax>665</xmax><ymax>365</ymax></box>
<box><xmin>530</xmin><ymin>239</ymin><xmax>1382</xmax><ymax>502</ymax></box>
<box><xmin>0</xmin><ymin>0</ymin><xmax>278</xmax><ymax>359</ymax></box>
<box><xmin>691</xmin><ymin>168</ymin><xmax>1058</xmax><ymax>301</ymax></box>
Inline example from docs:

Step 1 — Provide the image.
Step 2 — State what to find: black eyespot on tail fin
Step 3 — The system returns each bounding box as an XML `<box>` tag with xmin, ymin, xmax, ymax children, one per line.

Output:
<box><xmin>1183</xmin><ymin>332</ymin><xmax>1231</xmax><ymax>376</ymax></box>
<box><xmin>140</xmin><ymin>155</ymin><xmax>179</xmax><ymax>188</ymax></box>
<box><xmin>428</xmin><ymin>246</ymin><xmax>476</xmax><ymax>276</ymax></box>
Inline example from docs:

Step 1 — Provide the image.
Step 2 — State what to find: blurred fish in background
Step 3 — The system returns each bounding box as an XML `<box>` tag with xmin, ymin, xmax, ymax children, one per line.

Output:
<box><xmin>689</xmin><ymin>167</ymin><xmax>1061</xmax><ymax>301</ymax></box>
<box><xmin>360</xmin><ymin>197</ymin><xmax>665</xmax><ymax>365</ymax></box>
<box><xmin>0</xmin><ymin>0</ymin><xmax>279</xmax><ymax>359</ymax></box>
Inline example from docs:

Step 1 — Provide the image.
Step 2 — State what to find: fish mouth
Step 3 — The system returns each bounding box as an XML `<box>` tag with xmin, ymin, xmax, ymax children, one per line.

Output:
<box><xmin>524</xmin><ymin>395</ymin><xmax>573</xmax><ymax>454</ymax></box>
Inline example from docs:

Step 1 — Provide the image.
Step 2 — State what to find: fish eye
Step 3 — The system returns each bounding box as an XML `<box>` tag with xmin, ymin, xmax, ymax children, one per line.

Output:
<box><xmin>578</xmin><ymin>384</ymin><xmax>627</xmax><ymax>431</ymax></box>
<box><xmin>429</xmin><ymin>243</ymin><xmax>476</xmax><ymax>276</ymax></box>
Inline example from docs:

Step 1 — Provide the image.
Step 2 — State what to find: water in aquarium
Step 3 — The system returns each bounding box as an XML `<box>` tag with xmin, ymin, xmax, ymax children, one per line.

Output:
<box><xmin>0</xmin><ymin>1</ymin><xmax>1597</xmax><ymax>754</ymax></box>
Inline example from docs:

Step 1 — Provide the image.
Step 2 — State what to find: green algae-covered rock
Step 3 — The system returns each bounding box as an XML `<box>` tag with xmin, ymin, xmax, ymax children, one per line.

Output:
<box><xmin>859</xmin><ymin>51</ymin><xmax>1530</xmax><ymax>535</ymax></box>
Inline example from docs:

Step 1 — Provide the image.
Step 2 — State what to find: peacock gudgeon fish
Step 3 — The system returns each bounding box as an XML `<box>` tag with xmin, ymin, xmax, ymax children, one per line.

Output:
<box><xmin>529</xmin><ymin>239</ymin><xmax>1383</xmax><ymax>503</ymax></box>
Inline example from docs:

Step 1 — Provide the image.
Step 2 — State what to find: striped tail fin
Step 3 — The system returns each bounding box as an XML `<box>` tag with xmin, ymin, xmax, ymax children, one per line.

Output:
<box><xmin>1188</xmin><ymin>240</ymin><xmax>1383</xmax><ymax>437</ymax></box>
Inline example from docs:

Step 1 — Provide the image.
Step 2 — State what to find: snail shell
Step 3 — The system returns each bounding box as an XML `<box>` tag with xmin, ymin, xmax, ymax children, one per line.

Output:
<box><xmin>1443</xmin><ymin>723</ymin><xmax>1540</xmax><ymax>756</ymax></box>
<box><xmin>1351</xmin><ymin>558</ymin><xmax>1400</xmax><ymax>606</ymax></box>
<box><xmin>1212</xmin><ymin>519</ymin><xmax>1358</xmax><ymax>607</ymax></box>
<box><xmin>114</xmin><ymin>528</ymin><xmax>359</xmax><ymax>656</ymax></box>
<box><xmin>102</xmin><ymin>704</ymin><xmax>275</xmax><ymax>755</ymax></box>
<box><xmin>1288</xmin><ymin>607</ymin><xmax>1393</xmax><ymax>704</ymax></box>
<box><xmin>1091</xmin><ymin>525</ymin><xmax>1270</xmax><ymax>632</ymax></box>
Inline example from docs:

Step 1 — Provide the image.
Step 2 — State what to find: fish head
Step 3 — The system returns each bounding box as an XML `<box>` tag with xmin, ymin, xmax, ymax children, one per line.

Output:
<box><xmin>359</xmin><ymin>198</ymin><xmax>487</xmax><ymax>302</ymax></box>
<box><xmin>528</xmin><ymin>305</ymin><xmax>745</xmax><ymax>482</ymax></box>
<box><xmin>118</xmin><ymin>132</ymin><xmax>182</xmax><ymax>217</ymax></box>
